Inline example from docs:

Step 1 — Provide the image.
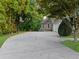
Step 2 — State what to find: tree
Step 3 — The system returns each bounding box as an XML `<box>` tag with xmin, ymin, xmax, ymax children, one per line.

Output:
<box><xmin>0</xmin><ymin>0</ymin><xmax>43</xmax><ymax>33</ymax></box>
<box><xmin>0</xmin><ymin>0</ymin><xmax>28</xmax><ymax>33</ymax></box>
<box><xmin>58</xmin><ymin>18</ymin><xmax>72</xmax><ymax>36</ymax></box>
<box><xmin>18</xmin><ymin>0</ymin><xmax>43</xmax><ymax>31</ymax></box>
<box><xmin>37</xmin><ymin>0</ymin><xmax>79</xmax><ymax>41</ymax></box>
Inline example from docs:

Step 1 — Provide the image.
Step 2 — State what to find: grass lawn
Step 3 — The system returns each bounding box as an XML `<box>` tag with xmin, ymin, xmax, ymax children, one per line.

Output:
<box><xmin>0</xmin><ymin>34</ymin><xmax>10</xmax><ymax>47</ymax></box>
<box><xmin>0</xmin><ymin>32</ymin><xmax>25</xmax><ymax>47</ymax></box>
<box><xmin>63</xmin><ymin>34</ymin><xmax>79</xmax><ymax>38</ymax></box>
<box><xmin>63</xmin><ymin>40</ymin><xmax>79</xmax><ymax>52</ymax></box>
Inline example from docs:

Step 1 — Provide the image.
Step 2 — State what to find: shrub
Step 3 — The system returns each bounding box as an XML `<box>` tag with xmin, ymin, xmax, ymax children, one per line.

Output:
<box><xmin>0</xmin><ymin>22</ymin><xmax>17</xmax><ymax>34</ymax></box>
<box><xmin>18</xmin><ymin>12</ymin><xmax>41</xmax><ymax>31</ymax></box>
<box><xmin>58</xmin><ymin>18</ymin><xmax>72</xmax><ymax>36</ymax></box>
<box><xmin>19</xmin><ymin>18</ymin><xmax>41</xmax><ymax>31</ymax></box>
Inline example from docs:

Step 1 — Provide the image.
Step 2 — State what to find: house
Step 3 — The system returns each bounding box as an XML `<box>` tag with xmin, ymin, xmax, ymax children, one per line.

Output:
<box><xmin>40</xmin><ymin>16</ymin><xmax>62</xmax><ymax>32</ymax></box>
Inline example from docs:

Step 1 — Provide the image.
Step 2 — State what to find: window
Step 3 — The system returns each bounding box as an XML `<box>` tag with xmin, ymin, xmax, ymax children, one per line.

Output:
<box><xmin>48</xmin><ymin>24</ymin><xmax>49</xmax><ymax>28</ymax></box>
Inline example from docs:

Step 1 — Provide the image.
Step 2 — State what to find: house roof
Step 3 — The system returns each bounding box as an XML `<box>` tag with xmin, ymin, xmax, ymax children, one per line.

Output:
<box><xmin>42</xmin><ymin>19</ymin><xmax>53</xmax><ymax>24</ymax></box>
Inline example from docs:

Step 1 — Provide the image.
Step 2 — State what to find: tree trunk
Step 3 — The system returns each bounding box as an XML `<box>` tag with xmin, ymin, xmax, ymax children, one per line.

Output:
<box><xmin>73</xmin><ymin>29</ymin><xmax>77</xmax><ymax>42</ymax></box>
<box><xmin>73</xmin><ymin>17</ymin><xmax>77</xmax><ymax>42</ymax></box>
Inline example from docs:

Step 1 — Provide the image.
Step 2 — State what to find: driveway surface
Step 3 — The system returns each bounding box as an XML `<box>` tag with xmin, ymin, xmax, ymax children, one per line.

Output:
<box><xmin>0</xmin><ymin>32</ymin><xmax>79</xmax><ymax>59</ymax></box>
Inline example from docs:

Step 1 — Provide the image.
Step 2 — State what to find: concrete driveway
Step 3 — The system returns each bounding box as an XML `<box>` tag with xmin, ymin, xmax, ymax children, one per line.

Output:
<box><xmin>0</xmin><ymin>32</ymin><xmax>79</xmax><ymax>59</ymax></box>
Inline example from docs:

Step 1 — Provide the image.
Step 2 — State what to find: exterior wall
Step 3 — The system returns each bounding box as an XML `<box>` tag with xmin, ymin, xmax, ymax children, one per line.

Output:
<box><xmin>40</xmin><ymin>16</ymin><xmax>62</xmax><ymax>32</ymax></box>
<box><xmin>53</xmin><ymin>20</ymin><xmax>62</xmax><ymax>32</ymax></box>
<box><xmin>40</xmin><ymin>23</ymin><xmax>53</xmax><ymax>31</ymax></box>
<box><xmin>44</xmin><ymin>23</ymin><xmax>53</xmax><ymax>31</ymax></box>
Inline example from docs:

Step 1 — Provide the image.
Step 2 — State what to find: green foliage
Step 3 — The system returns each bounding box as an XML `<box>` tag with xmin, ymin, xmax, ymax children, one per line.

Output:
<box><xmin>0</xmin><ymin>22</ymin><xmax>17</xmax><ymax>34</ymax></box>
<box><xmin>37</xmin><ymin>0</ymin><xmax>79</xmax><ymax>17</ymax></box>
<box><xmin>58</xmin><ymin>18</ymin><xmax>72</xmax><ymax>36</ymax></box>
<box><xmin>19</xmin><ymin>19</ymin><xmax>41</xmax><ymax>31</ymax></box>
<box><xmin>0</xmin><ymin>14</ymin><xmax>5</xmax><ymax>20</ymax></box>
<box><xmin>18</xmin><ymin>12</ymin><xmax>41</xmax><ymax>31</ymax></box>
<box><xmin>18</xmin><ymin>0</ymin><xmax>43</xmax><ymax>31</ymax></box>
<box><xmin>0</xmin><ymin>0</ymin><xmax>43</xmax><ymax>34</ymax></box>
